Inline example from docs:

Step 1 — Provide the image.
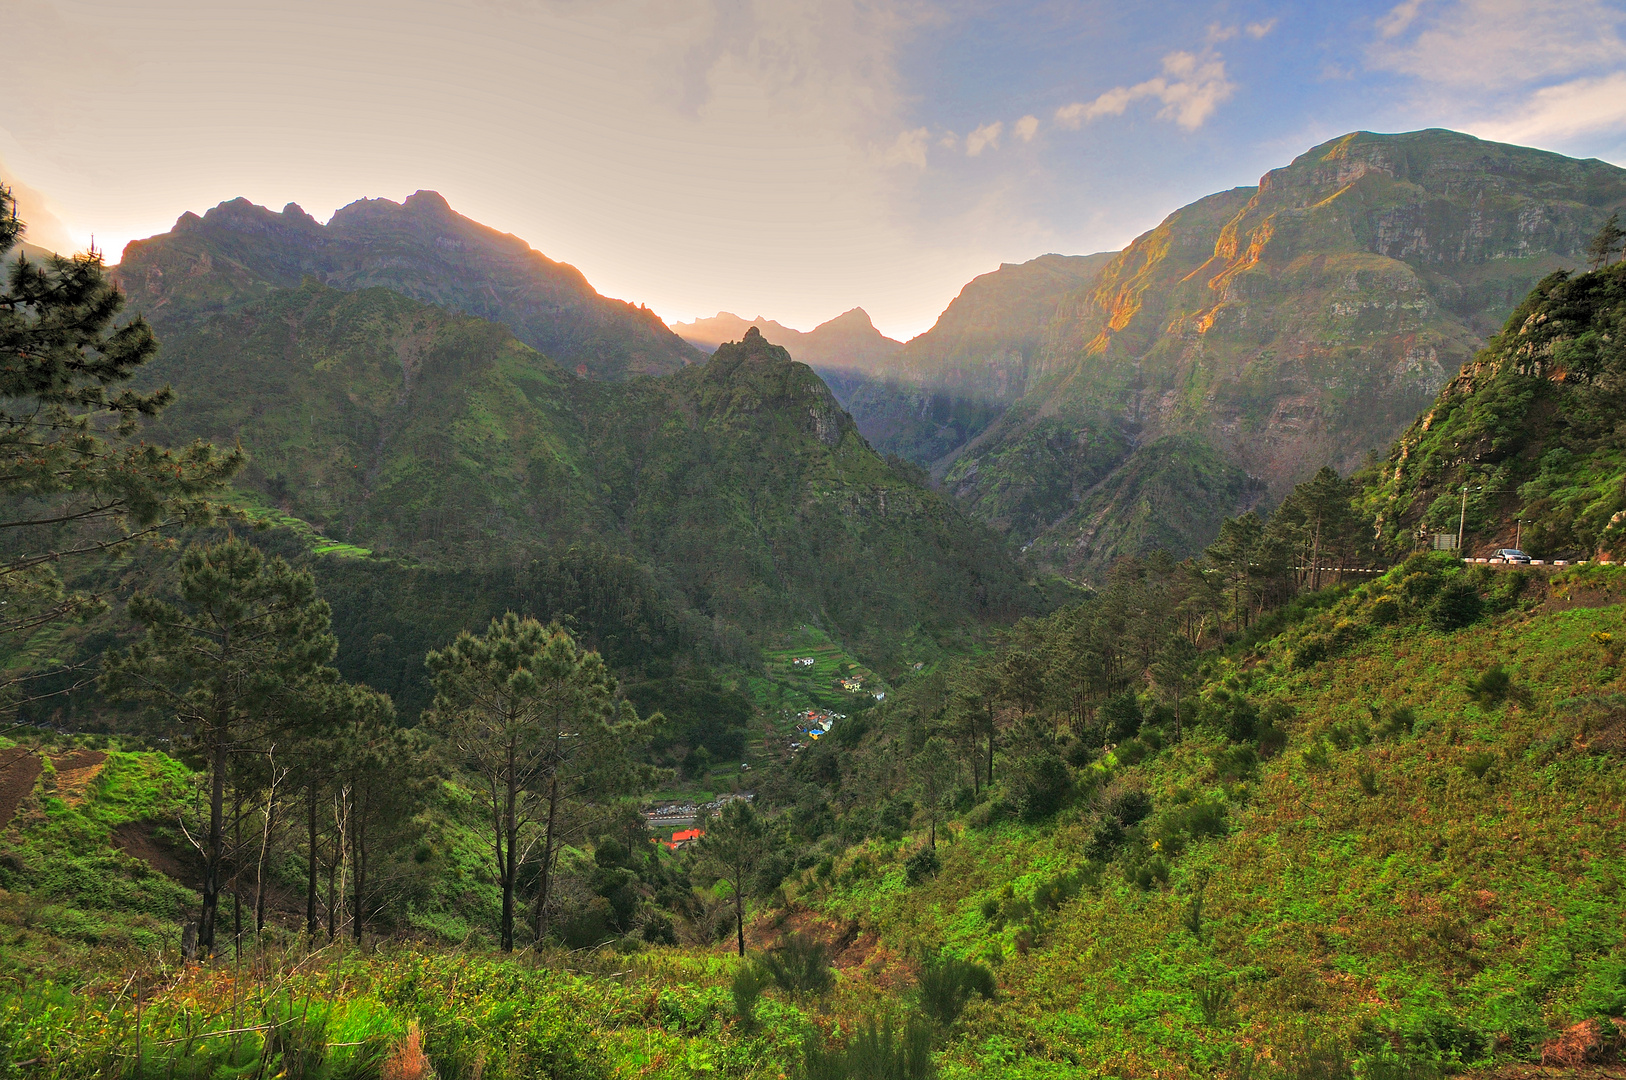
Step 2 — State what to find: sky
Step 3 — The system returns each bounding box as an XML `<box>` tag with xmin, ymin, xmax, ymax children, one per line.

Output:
<box><xmin>6</xmin><ymin>0</ymin><xmax>1626</xmax><ymax>339</ymax></box>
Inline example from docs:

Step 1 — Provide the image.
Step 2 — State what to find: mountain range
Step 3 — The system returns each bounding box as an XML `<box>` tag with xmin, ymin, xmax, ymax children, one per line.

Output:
<box><xmin>115</xmin><ymin>190</ymin><xmax>701</xmax><ymax>381</ymax></box>
<box><xmin>798</xmin><ymin>130</ymin><xmax>1625</xmax><ymax>575</ymax></box>
<box><xmin>106</xmin><ymin>128</ymin><xmax>1626</xmax><ymax>590</ymax></box>
<box><xmin>111</xmin><ymin>233</ymin><xmax>1034</xmax><ymax>672</ymax></box>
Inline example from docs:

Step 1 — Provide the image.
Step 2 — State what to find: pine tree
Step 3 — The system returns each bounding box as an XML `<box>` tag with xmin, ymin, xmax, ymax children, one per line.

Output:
<box><xmin>426</xmin><ymin>614</ymin><xmax>646</xmax><ymax>951</ymax></box>
<box><xmin>100</xmin><ymin>538</ymin><xmax>340</xmax><ymax>956</ymax></box>
<box><xmin>698</xmin><ymin>799</ymin><xmax>768</xmax><ymax>957</ymax></box>
<box><xmin>332</xmin><ymin>685</ymin><xmax>421</xmax><ymax>942</ymax></box>
<box><xmin>0</xmin><ymin>186</ymin><xmax>241</xmax><ymax>704</ymax></box>
<box><xmin>911</xmin><ymin>736</ymin><xmax>956</xmax><ymax>850</ymax></box>
<box><xmin>1586</xmin><ymin>211</ymin><xmax>1624</xmax><ymax>271</ymax></box>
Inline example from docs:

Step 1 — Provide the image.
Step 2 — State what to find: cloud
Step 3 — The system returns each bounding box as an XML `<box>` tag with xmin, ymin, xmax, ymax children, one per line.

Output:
<box><xmin>1054</xmin><ymin>49</ymin><xmax>1236</xmax><ymax>131</ymax></box>
<box><xmin>1378</xmin><ymin>0</ymin><xmax>1425</xmax><ymax>38</ymax></box>
<box><xmin>883</xmin><ymin>127</ymin><xmax>930</xmax><ymax>167</ymax></box>
<box><xmin>966</xmin><ymin>121</ymin><xmax>1003</xmax><ymax>156</ymax></box>
<box><xmin>1369</xmin><ymin>0</ymin><xmax>1626</xmax><ymax>89</ymax></box>
<box><xmin>1013</xmin><ymin>115</ymin><xmax>1039</xmax><ymax>141</ymax></box>
<box><xmin>1209</xmin><ymin>19</ymin><xmax>1274</xmax><ymax>43</ymax></box>
<box><xmin>1473</xmin><ymin>71</ymin><xmax>1626</xmax><ymax>144</ymax></box>
<box><xmin>939</xmin><ymin>132</ymin><xmax>959</xmax><ymax>150</ymax></box>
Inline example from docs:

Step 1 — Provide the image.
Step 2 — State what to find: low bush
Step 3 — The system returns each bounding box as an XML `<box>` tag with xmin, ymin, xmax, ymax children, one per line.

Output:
<box><xmin>763</xmin><ymin>932</ymin><xmax>834</xmax><ymax>998</ymax></box>
<box><xmin>916</xmin><ymin>952</ymin><xmax>996</xmax><ymax>1027</ymax></box>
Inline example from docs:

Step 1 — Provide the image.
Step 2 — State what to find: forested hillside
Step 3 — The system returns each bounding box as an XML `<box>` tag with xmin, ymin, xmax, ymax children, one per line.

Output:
<box><xmin>129</xmin><ymin>275</ymin><xmax>1034</xmax><ymax>673</ymax></box>
<box><xmin>1363</xmin><ymin>258</ymin><xmax>1626</xmax><ymax>559</ymax></box>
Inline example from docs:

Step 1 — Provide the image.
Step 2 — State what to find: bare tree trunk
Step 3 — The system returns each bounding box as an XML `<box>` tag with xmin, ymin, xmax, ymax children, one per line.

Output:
<box><xmin>255</xmin><ymin>755</ymin><xmax>278</xmax><ymax>936</ymax></box>
<box><xmin>351</xmin><ymin>792</ymin><xmax>365</xmax><ymax>944</ymax></box>
<box><xmin>232</xmin><ymin>785</ymin><xmax>243</xmax><ymax>961</ymax></box>
<box><xmin>533</xmin><ymin>773</ymin><xmax>561</xmax><ymax>945</ymax></box>
<box><xmin>306</xmin><ymin>779</ymin><xmax>319</xmax><ymax>937</ymax></box>
<box><xmin>199</xmin><ymin>717</ymin><xmax>228</xmax><ymax>957</ymax></box>
<box><xmin>500</xmin><ymin>740</ymin><xmax>517</xmax><ymax>953</ymax></box>
<box><xmin>326</xmin><ymin>798</ymin><xmax>339</xmax><ymax>942</ymax></box>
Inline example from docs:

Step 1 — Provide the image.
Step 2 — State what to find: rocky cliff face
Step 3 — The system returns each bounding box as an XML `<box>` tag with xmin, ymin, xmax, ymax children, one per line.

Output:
<box><xmin>114</xmin><ymin>190</ymin><xmax>701</xmax><ymax>380</ymax></box>
<box><xmin>948</xmin><ymin>129</ymin><xmax>1626</xmax><ymax>576</ymax></box>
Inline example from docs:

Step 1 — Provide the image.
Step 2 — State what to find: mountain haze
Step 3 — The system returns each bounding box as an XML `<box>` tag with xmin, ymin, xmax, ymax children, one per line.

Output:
<box><xmin>114</xmin><ymin>190</ymin><xmax>702</xmax><ymax>380</ymax></box>
<box><xmin>944</xmin><ymin>129</ymin><xmax>1626</xmax><ymax>576</ymax></box>
<box><xmin>840</xmin><ymin>252</ymin><xmax>1117</xmax><ymax>466</ymax></box>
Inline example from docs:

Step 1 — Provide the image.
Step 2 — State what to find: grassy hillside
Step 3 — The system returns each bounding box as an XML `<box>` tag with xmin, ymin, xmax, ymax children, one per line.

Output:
<box><xmin>948</xmin><ymin>129</ymin><xmax>1626</xmax><ymax>577</ymax></box>
<box><xmin>803</xmin><ymin>561</ymin><xmax>1626</xmax><ymax>1077</ymax></box>
<box><xmin>4</xmin><ymin>560</ymin><xmax>1623</xmax><ymax>1078</ymax></box>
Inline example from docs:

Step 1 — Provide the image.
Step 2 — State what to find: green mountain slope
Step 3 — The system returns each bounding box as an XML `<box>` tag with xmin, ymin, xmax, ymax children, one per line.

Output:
<box><xmin>135</xmin><ymin>283</ymin><xmax>1035</xmax><ymax>669</ymax></box>
<box><xmin>811</xmin><ymin>563</ymin><xmax>1626</xmax><ymax>1077</ymax></box>
<box><xmin>113</xmin><ymin>190</ymin><xmax>701</xmax><ymax>380</ymax></box>
<box><xmin>949</xmin><ymin>130</ymin><xmax>1626</xmax><ymax>576</ymax></box>
<box><xmin>1361</xmin><ymin>259</ymin><xmax>1626</xmax><ymax>559</ymax></box>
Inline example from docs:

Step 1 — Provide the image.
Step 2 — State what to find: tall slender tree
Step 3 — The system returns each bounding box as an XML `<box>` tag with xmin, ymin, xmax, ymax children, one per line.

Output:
<box><xmin>426</xmin><ymin>614</ymin><xmax>643</xmax><ymax>951</ymax></box>
<box><xmin>100</xmin><ymin>538</ymin><xmax>340</xmax><ymax>956</ymax></box>
<box><xmin>698</xmin><ymin>799</ymin><xmax>768</xmax><ymax>957</ymax></box>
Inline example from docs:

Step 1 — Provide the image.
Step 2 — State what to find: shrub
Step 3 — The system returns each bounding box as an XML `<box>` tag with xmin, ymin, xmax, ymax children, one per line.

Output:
<box><xmin>1301</xmin><ymin>740</ymin><xmax>1332</xmax><ymax>771</ymax></box>
<box><xmin>763</xmin><ymin>932</ymin><xmax>834</xmax><ymax>998</ymax></box>
<box><xmin>1211</xmin><ymin>744</ymin><xmax>1258</xmax><ymax>781</ymax></box>
<box><xmin>1105</xmin><ymin>788</ymin><xmax>1153</xmax><ymax>827</ymax></box>
<box><xmin>1126</xmin><ymin>855</ymin><xmax>1169</xmax><ymax>891</ymax></box>
<box><xmin>640</xmin><ymin>913</ymin><xmax>677</xmax><ymax>946</ymax></box>
<box><xmin>1011</xmin><ymin>753</ymin><xmax>1071</xmax><ymax>821</ymax></box>
<box><xmin>1063</xmin><ymin>739</ymin><xmax>1096</xmax><ymax>768</ymax></box>
<box><xmin>1357</xmin><ymin>766</ymin><xmax>1380</xmax><ymax>796</ymax></box>
<box><xmin>1086</xmin><ymin>818</ymin><xmax>1126</xmax><ymax>861</ymax></box>
<box><xmin>1378</xmin><ymin>705</ymin><xmax>1417</xmax><ymax>739</ymax></box>
<box><xmin>1464</xmin><ymin>751</ymin><xmax>1496</xmax><ymax>780</ymax></box>
<box><xmin>804</xmin><ymin>1016</ymin><xmax>936</xmax><ymax>1080</ymax></box>
<box><xmin>1114</xmin><ymin>739</ymin><xmax>1148</xmax><ymax>766</ymax></box>
<box><xmin>917</xmin><ymin>952</ymin><xmax>996</xmax><ymax>1027</ymax></box>
<box><xmin>1102</xmin><ymin>693</ymin><xmax>1143</xmax><ymax>740</ymax></box>
<box><xmin>905</xmin><ymin>846</ymin><xmax>941</xmax><ymax>885</ymax></box>
<box><xmin>731</xmin><ymin>958</ymin><xmax>770</xmax><ymax>1029</ymax></box>
<box><xmin>1192</xmin><ymin>974</ymin><xmax>1231</xmax><ymax>1025</ymax></box>
<box><xmin>1430</xmin><ymin>579</ymin><xmax>1484</xmax><ymax>631</ymax></box>
<box><xmin>1465</xmin><ymin>664</ymin><xmax>1527</xmax><ymax>706</ymax></box>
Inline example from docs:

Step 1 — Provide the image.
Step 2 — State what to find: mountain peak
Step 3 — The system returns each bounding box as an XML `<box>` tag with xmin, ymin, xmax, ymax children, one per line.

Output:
<box><xmin>402</xmin><ymin>189</ymin><xmax>454</xmax><ymax>216</ymax></box>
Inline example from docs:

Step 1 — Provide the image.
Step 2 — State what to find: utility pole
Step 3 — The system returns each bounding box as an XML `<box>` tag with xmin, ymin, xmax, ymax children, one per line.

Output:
<box><xmin>1515</xmin><ymin>519</ymin><xmax>1523</xmax><ymax>550</ymax></box>
<box><xmin>1457</xmin><ymin>485</ymin><xmax>1478</xmax><ymax>554</ymax></box>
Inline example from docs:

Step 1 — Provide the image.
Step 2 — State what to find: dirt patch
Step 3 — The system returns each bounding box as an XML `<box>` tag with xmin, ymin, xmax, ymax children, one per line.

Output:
<box><xmin>0</xmin><ymin>748</ymin><xmax>42</xmax><ymax>831</ymax></box>
<box><xmin>50</xmin><ymin>749</ymin><xmax>107</xmax><ymax>808</ymax></box>
<box><xmin>114</xmin><ymin>819</ymin><xmax>205</xmax><ymax>889</ymax></box>
<box><xmin>1541</xmin><ymin>1018</ymin><xmax>1626</xmax><ymax>1070</ymax></box>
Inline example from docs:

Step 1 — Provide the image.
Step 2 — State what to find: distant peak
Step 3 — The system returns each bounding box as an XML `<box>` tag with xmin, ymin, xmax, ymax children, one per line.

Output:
<box><xmin>403</xmin><ymin>189</ymin><xmax>454</xmax><ymax>215</ymax></box>
<box><xmin>826</xmin><ymin>307</ymin><xmax>875</xmax><ymax>328</ymax></box>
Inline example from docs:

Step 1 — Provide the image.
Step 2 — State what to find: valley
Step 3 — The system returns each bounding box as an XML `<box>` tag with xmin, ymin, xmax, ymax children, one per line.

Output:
<box><xmin>3</xmin><ymin>119</ymin><xmax>1626</xmax><ymax>1080</ymax></box>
